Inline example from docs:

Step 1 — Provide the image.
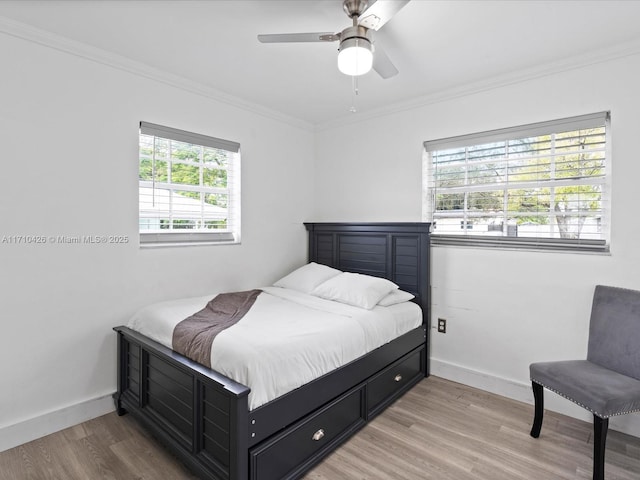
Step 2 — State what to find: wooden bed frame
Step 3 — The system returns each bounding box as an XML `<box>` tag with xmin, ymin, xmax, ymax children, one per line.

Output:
<box><xmin>113</xmin><ymin>222</ymin><xmax>430</xmax><ymax>480</ymax></box>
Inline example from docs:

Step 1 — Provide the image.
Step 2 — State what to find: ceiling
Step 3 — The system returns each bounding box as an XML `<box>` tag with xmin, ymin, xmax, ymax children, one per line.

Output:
<box><xmin>2</xmin><ymin>0</ymin><xmax>640</xmax><ymax>127</ymax></box>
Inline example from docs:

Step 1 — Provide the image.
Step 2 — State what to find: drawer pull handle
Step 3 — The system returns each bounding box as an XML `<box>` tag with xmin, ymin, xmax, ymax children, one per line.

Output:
<box><xmin>394</xmin><ymin>374</ymin><xmax>403</xmax><ymax>382</ymax></box>
<box><xmin>312</xmin><ymin>429</ymin><xmax>325</xmax><ymax>441</ymax></box>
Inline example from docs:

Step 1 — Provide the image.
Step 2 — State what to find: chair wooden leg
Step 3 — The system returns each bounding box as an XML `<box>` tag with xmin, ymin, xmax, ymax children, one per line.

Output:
<box><xmin>530</xmin><ymin>381</ymin><xmax>544</xmax><ymax>438</ymax></box>
<box><xmin>593</xmin><ymin>415</ymin><xmax>608</xmax><ymax>480</ymax></box>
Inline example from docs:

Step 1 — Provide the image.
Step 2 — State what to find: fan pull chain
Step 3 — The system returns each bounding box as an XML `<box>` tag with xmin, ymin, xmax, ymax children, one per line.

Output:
<box><xmin>350</xmin><ymin>75</ymin><xmax>359</xmax><ymax>113</ymax></box>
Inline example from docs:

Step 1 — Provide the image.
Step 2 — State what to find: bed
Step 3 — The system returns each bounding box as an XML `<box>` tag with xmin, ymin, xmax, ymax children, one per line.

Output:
<box><xmin>113</xmin><ymin>222</ymin><xmax>430</xmax><ymax>480</ymax></box>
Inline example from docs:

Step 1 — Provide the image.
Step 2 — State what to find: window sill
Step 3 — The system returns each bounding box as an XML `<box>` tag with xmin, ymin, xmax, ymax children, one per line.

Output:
<box><xmin>430</xmin><ymin>234</ymin><xmax>609</xmax><ymax>254</ymax></box>
<box><xmin>139</xmin><ymin>231</ymin><xmax>239</xmax><ymax>247</ymax></box>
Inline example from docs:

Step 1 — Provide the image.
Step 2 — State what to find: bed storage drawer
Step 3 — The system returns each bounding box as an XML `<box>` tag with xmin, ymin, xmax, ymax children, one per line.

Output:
<box><xmin>367</xmin><ymin>346</ymin><xmax>424</xmax><ymax>417</ymax></box>
<box><xmin>249</xmin><ymin>385</ymin><xmax>365</xmax><ymax>480</ymax></box>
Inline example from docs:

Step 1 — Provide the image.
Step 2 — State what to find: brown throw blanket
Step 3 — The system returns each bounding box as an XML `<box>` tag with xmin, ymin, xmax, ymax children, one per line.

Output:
<box><xmin>172</xmin><ymin>289</ymin><xmax>262</xmax><ymax>368</ymax></box>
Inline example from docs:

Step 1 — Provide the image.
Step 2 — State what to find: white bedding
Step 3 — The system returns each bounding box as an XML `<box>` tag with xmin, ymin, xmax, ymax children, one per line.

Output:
<box><xmin>127</xmin><ymin>286</ymin><xmax>422</xmax><ymax>410</ymax></box>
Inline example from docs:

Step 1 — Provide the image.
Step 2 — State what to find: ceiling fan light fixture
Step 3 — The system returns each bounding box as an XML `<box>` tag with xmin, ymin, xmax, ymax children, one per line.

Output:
<box><xmin>337</xmin><ymin>37</ymin><xmax>373</xmax><ymax>76</ymax></box>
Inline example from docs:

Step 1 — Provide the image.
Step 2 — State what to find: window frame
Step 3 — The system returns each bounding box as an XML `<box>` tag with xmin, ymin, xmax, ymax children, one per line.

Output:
<box><xmin>422</xmin><ymin>112</ymin><xmax>611</xmax><ymax>253</ymax></box>
<box><xmin>138</xmin><ymin>122</ymin><xmax>241</xmax><ymax>247</ymax></box>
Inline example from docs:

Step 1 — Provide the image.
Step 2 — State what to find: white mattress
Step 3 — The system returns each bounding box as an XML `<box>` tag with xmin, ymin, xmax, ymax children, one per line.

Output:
<box><xmin>127</xmin><ymin>286</ymin><xmax>422</xmax><ymax>410</ymax></box>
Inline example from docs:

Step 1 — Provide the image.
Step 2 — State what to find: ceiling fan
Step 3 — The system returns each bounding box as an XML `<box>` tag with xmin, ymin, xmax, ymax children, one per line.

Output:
<box><xmin>257</xmin><ymin>0</ymin><xmax>410</xmax><ymax>79</ymax></box>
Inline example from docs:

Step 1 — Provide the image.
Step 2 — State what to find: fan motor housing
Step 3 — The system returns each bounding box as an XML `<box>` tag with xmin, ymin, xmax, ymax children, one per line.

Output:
<box><xmin>340</xmin><ymin>25</ymin><xmax>373</xmax><ymax>44</ymax></box>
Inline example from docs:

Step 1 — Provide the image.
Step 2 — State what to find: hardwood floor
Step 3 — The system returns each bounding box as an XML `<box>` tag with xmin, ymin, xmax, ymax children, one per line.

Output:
<box><xmin>2</xmin><ymin>377</ymin><xmax>639</xmax><ymax>479</ymax></box>
<box><xmin>308</xmin><ymin>377</ymin><xmax>640</xmax><ymax>480</ymax></box>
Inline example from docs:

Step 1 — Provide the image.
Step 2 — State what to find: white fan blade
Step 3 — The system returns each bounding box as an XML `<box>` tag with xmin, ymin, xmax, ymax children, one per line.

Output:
<box><xmin>358</xmin><ymin>0</ymin><xmax>410</xmax><ymax>31</ymax></box>
<box><xmin>373</xmin><ymin>45</ymin><xmax>399</xmax><ymax>79</ymax></box>
<box><xmin>258</xmin><ymin>32</ymin><xmax>338</xmax><ymax>43</ymax></box>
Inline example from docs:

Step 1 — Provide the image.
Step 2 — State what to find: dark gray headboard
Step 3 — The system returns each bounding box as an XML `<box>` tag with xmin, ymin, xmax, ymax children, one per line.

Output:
<box><xmin>304</xmin><ymin>223</ymin><xmax>431</xmax><ymax>326</ymax></box>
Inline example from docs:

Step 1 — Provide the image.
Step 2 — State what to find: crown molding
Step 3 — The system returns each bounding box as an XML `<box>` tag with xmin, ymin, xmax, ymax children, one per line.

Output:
<box><xmin>0</xmin><ymin>15</ymin><xmax>315</xmax><ymax>132</ymax></box>
<box><xmin>316</xmin><ymin>38</ymin><xmax>640</xmax><ymax>132</ymax></box>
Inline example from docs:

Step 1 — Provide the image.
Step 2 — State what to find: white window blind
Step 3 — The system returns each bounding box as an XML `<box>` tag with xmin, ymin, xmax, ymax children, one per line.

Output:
<box><xmin>139</xmin><ymin>122</ymin><xmax>241</xmax><ymax>246</ymax></box>
<box><xmin>423</xmin><ymin>112</ymin><xmax>610</xmax><ymax>252</ymax></box>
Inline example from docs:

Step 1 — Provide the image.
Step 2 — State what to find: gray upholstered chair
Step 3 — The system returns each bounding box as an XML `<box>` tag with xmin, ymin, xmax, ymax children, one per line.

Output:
<box><xmin>529</xmin><ymin>285</ymin><xmax>640</xmax><ymax>480</ymax></box>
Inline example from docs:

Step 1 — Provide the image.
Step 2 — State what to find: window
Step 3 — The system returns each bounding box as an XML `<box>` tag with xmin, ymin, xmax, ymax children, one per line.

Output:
<box><xmin>423</xmin><ymin>112</ymin><xmax>610</xmax><ymax>252</ymax></box>
<box><xmin>139</xmin><ymin>122</ymin><xmax>240</xmax><ymax>246</ymax></box>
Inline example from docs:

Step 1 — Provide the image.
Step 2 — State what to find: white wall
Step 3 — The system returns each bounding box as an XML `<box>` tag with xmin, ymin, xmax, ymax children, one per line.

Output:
<box><xmin>0</xmin><ymin>30</ymin><xmax>315</xmax><ymax>450</ymax></box>
<box><xmin>314</xmin><ymin>54</ymin><xmax>640</xmax><ymax>436</ymax></box>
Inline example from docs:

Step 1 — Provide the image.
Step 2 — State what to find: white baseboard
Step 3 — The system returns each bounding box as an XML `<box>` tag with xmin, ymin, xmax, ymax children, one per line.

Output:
<box><xmin>430</xmin><ymin>358</ymin><xmax>640</xmax><ymax>438</ymax></box>
<box><xmin>0</xmin><ymin>393</ymin><xmax>116</xmax><ymax>453</ymax></box>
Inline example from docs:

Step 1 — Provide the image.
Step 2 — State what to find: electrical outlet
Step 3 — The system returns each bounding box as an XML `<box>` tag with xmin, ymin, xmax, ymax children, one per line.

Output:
<box><xmin>437</xmin><ymin>318</ymin><xmax>447</xmax><ymax>333</ymax></box>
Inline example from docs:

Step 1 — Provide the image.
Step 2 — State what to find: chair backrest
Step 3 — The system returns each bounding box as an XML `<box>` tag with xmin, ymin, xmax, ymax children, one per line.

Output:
<box><xmin>587</xmin><ymin>285</ymin><xmax>640</xmax><ymax>380</ymax></box>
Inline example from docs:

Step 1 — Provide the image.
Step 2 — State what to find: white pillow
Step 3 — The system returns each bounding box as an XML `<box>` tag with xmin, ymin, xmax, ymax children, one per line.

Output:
<box><xmin>377</xmin><ymin>289</ymin><xmax>415</xmax><ymax>307</ymax></box>
<box><xmin>273</xmin><ymin>262</ymin><xmax>342</xmax><ymax>294</ymax></box>
<box><xmin>311</xmin><ymin>272</ymin><xmax>398</xmax><ymax>309</ymax></box>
